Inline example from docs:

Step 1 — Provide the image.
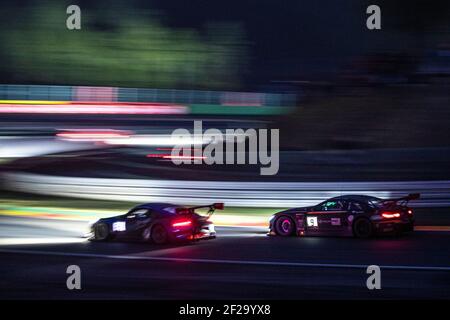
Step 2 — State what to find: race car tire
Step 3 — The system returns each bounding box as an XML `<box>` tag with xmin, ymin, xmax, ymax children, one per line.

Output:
<box><xmin>151</xmin><ymin>224</ymin><xmax>169</xmax><ymax>244</ymax></box>
<box><xmin>274</xmin><ymin>216</ymin><xmax>295</xmax><ymax>236</ymax></box>
<box><xmin>94</xmin><ymin>223</ymin><xmax>110</xmax><ymax>241</ymax></box>
<box><xmin>353</xmin><ymin>218</ymin><xmax>373</xmax><ymax>238</ymax></box>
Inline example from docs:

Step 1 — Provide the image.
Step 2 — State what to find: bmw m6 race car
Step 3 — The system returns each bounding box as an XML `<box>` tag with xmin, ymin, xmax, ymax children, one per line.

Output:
<box><xmin>87</xmin><ymin>202</ymin><xmax>223</xmax><ymax>244</ymax></box>
<box><xmin>269</xmin><ymin>194</ymin><xmax>419</xmax><ymax>238</ymax></box>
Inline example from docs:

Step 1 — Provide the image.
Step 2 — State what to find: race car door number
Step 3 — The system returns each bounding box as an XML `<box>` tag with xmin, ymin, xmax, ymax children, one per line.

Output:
<box><xmin>307</xmin><ymin>216</ymin><xmax>318</xmax><ymax>227</ymax></box>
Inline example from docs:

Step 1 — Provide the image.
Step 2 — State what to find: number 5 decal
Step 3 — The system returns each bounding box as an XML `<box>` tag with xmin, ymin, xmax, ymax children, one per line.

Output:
<box><xmin>307</xmin><ymin>216</ymin><xmax>318</xmax><ymax>227</ymax></box>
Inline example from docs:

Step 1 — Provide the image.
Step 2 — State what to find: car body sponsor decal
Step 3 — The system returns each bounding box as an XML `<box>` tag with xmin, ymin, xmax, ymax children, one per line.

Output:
<box><xmin>331</xmin><ymin>217</ymin><xmax>341</xmax><ymax>226</ymax></box>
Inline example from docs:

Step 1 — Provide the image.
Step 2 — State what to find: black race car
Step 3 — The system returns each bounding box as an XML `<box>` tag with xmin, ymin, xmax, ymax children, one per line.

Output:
<box><xmin>268</xmin><ymin>194</ymin><xmax>419</xmax><ymax>238</ymax></box>
<box><xmin>88</xmin><ymin>202</ymin><xmax>223</xmax><ymax>244</ymax></box>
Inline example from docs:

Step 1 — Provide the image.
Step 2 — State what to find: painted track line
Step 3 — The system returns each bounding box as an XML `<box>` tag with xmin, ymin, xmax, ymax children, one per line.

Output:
<box><xmin>0</xmin><ymin>248</ymin><xmax>450</xmax><ymax>271</ymax></box>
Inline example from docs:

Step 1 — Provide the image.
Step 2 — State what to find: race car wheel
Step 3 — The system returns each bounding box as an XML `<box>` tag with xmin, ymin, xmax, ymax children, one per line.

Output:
<box><xmin>353</xmin><ymin>218</ymin><xmax>373</xmax><ymax>238</ymax></box>
<box><xmin>94</xmin><ymin>223</ymin><xmax>110</xmax><ymax>241</ymax></box>
<box><xmin>275</xmin><ymin>216</ymin><xmax>295</xmax><ymax>236</ymax></box>
<box><xmin>151</xmin><ymin>224</ymin><xmax>169</xmax><ymax>244</ymax></box>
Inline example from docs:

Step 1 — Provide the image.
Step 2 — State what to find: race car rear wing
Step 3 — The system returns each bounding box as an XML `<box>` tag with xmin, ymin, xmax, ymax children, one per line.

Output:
<box><xmin>381</xmin><ymin>193</ymin><xmax>420</xmax><ymax>207</ymax></box>
<box><xmin>176</xmin><ymin>203</ymin><xmax>224</xmax><ymax>218</ymax></box>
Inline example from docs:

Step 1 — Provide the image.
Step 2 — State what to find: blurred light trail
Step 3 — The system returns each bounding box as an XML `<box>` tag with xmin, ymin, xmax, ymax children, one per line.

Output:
<box><xmin>414</xmin><ymin>226</ymin><xmax>450</xmax><ymax>232</ymax></box>
<box><xmin>0</xmin><ymin>237</ymin><xmax>87</xmax><ymax>245</ymax></box>
<box><xmin>105</xmin><ymin>134</ymin><xmax>213</xmax><ymax>146</ymax></box>
<box><xmin>156</xmin><ymin>147</ymin><xmax>202</xmax><ymax>151</ymax></box>
<box><xmin>56</xmin><ymin>129</ymin><xmax>132</xmax><ymax>142</ymax></box>
<box><xmin>56</xmin><ymin>131</ymin><xmax>206</xmax><ymax>146</ymax></box>
<box><xmin>162</xmin><ymin>155</ymin><xmax>207</xmax><ymax>160</ymax></box>
<box><xmin>147</xmin><ymin>154</ymin><xmax>207</xmax><ymax>160</ymax></box>
<box><xmin>0</xmin><ymin>100</ymin><xmax>69</xmax><ymax>104</ymax></box>
<box><xmin>0</xmin><ymin>138</ymin><xmax>101</xmax><ymax>158</ymax></box>
<box><xmin>0</xmin><ymin>204</ymin><xmax>118</xmax><ymax>221</ymax></box>
<box><xmin>0</xmin><ymin>102</ymin><xmax>187</xmax><ymax>114</ymax></box>
<box><xmin>0</xmin><ymin>204</ymin><xmax>268</xmax><ymax>227</ymax></box>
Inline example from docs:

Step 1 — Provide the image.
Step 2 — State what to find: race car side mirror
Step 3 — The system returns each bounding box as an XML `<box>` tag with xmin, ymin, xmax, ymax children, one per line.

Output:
<box><xmin>213</xmin><ymin>203</ymin><xmax>224</xmax><ymax>210</ymax></box>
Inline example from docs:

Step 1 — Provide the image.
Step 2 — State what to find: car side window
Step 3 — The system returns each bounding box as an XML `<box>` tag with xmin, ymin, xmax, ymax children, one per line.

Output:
<box><xmin>127</xmin><ymin>208</ymin><xmax>150</xmax><ymax>219</ymax></box>
<box><xmin>318</xmin><ymin>200</ymin><xmax>345</xmax><ymax>211</ymax></box>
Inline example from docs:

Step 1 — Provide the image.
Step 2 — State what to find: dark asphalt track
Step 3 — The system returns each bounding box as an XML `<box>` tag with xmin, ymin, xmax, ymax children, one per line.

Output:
<box><xmin>0</xmin><ymin>216</ymin><xmax>449</xmax><ymax>299</ymax></box>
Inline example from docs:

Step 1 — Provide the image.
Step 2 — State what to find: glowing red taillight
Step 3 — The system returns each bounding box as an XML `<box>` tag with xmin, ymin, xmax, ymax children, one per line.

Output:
<box><xmin>172</xmin><ymin>220</ymin><xmax>192</xmax><ymax>228</ymax></box>
<box><xmin>407</xmin><ymin>209</ymin><xmax>413</xmax><ymax>215</ymax></box>
<box><xmin>381</xmin><ymin>212</ymin><xmax>401</xmax><ymax>219</ymax></box>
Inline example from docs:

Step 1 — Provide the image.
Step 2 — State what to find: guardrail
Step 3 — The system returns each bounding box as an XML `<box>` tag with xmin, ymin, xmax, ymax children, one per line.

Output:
<box><xmin>3</xmin><ymin>172</ymin><xmax>450</xmax><ymax>208</ymax></box>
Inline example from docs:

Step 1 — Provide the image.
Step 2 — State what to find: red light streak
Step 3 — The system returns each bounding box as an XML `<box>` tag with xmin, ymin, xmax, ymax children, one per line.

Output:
<box><xmin>381</xmin><ymin>212</ymin><xmax>401</xmax><ymax>219</ymax></box>
<box><xmin>172</xmin><ymin>220</ymin><xmax>192</xmax><ymax>227</ymax></box>
<box><xmin>162</xmin><ymin>155</ymin><xmax>206</xmax><ymax>160</ymax></box>
<box><xmin>146</xmin><ymin>154</ymin><xmax>206</xmax><ymax>160</ymax></box>
<box><xmin>0</xmin><ymin>102</ymin><xmax>187</xmax><ymax>115</ymax></box>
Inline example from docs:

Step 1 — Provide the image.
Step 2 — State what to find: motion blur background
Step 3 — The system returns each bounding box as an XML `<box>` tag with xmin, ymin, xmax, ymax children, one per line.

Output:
<box><xmin>1</xmin><ymin>0</ymin><xmax>450</xmax><ymax>226</ymax></box>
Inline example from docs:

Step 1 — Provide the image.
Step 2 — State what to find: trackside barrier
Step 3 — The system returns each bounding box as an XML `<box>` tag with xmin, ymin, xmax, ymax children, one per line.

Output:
<box><xmin>2</xmin><ymin>172</ymin><xmax>450</xmax><ymax>208</ymax></box>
